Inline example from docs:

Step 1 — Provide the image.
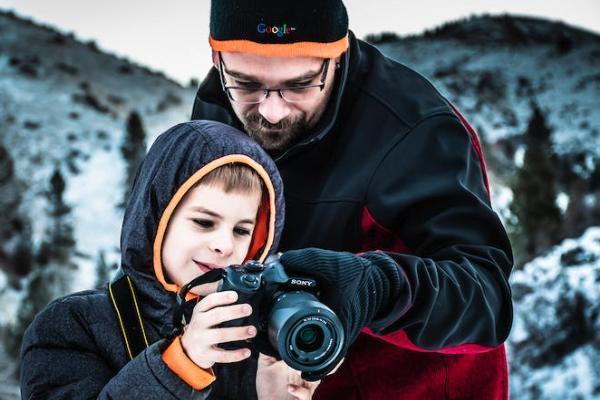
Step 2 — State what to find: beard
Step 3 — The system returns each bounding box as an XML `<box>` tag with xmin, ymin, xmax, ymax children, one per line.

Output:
<box><xmin>241</xmin><ymin>111</ymin><xmax>310</xmax><ymax>151</ymax></box>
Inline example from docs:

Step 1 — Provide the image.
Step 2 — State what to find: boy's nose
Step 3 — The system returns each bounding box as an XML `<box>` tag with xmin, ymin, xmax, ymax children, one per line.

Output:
<box><xmin>258</xmin><ymin>92</ymin><xmax>291</xmax><ymax>124</ymax></box>
<box><xmin>210</xmin><ymin>234</ymin><xmax>234</xmax><ymax>258</ymax></box>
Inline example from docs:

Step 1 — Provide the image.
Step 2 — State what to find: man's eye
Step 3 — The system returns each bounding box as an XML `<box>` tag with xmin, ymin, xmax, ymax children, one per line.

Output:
<box><xmin>234</xmin><ymin>227</ymin><xmax>251</xmax><ymax>236</ymax></box>
<box><xmin>236</xmin><ymin>81</ymin><xmax>261</xmax><ymax>89</ymax></box>
<box><xmin>193</xmin><ymin>219</ymin><xmax>214</xmax><ymax>228</ymax></box>
<box><xmin>290</xmin><ymin>81</ymin><xmax>312</xmax><ymax>87</ymax></box>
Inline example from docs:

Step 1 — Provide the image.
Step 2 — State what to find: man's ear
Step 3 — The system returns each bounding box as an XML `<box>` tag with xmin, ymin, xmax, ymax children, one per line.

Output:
<box><xmin>211</xmin><ymin>50</ymin><xmax>219</xmax><ymax>69</ymax></box>
<box><xmin>334</xmin><ymin>55</ymin><xmax>342</xmax><ymax>70</ymax></box>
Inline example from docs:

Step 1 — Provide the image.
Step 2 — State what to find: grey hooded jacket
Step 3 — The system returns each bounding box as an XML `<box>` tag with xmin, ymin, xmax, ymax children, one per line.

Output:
<box><xmin>20</xmin><ymin>120</ymin><xmax>285</xmax><ymax>399</ymax></box>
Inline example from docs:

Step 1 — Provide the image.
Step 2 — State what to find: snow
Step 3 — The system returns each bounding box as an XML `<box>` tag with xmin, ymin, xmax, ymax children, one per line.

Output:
<box><xmin>556</xmin><ymin>192</ymin><xmax>570</xmax><ymax>214</ymax></box>
<box><xmin>514</xmin><ymin>146</ymin><xmax>526</xmax><ymax>168</ymax></box>
<box><xmin>509</xmin><ymin>227</ymin><xmax>600</xmax><ymax>399</ymax></box>
<box><xmin>527</xmin><ymin>346</ymin><xmax>596</xmax><ymax>398</ymax></box>
<box><xmin>0</xmin><ymin>271</ymin><xmax>22</xmax><ymax>326</ymax></box>
<box><xmin>65</xmin><ymin>148</ymin><xmax>125</xmax><ymax>291</ymax></box>
<box><xmin>490</xmin><ymin>180</ymin><xmax>514</xmax><ymax>224</ymax></box>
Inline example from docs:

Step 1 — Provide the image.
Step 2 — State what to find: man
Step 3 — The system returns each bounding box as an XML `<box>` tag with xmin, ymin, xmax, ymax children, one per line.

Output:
<box><xmin>192</xmin><ymin>1</ymin><xmax>514</xmax><ymax>399</ymax></box>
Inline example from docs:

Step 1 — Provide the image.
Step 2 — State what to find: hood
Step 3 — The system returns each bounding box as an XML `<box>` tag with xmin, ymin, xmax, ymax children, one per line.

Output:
<box><xmin>119</xmin><ymin>120</ymin><xmax>285</xmax><ymax>331</ymax></box>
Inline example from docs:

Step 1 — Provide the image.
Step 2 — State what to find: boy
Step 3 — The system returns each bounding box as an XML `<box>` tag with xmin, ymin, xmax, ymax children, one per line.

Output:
<box><xmin>20</xmin><ymin>120</ymin><xmax>313</xmax><ymax>399</ymax></box>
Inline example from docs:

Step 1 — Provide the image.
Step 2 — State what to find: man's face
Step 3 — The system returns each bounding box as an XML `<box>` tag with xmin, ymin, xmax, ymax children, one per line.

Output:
<box><xmin>214</xmin><ymin>51</ymin><xmax>338</xmax><ymax>151</ymax></box>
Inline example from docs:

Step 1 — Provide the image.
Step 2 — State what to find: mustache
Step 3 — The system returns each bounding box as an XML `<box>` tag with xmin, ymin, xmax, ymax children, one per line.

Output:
<box><xmin>244</xmin><ymin>112</ymin><xmax>300</xmax><ymax>130</ymax></box>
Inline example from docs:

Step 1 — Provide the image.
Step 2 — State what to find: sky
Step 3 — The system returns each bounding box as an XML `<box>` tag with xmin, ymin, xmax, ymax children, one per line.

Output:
<box><xmin>1</xmin><ymin>0</ymin><xmax>599</xmax><ymax>85</ymax></box>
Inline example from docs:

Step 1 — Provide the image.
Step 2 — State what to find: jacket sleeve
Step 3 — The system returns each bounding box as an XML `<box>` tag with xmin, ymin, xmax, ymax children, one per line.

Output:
<box><xmin>365</xmin><ymin>113</ymin><xmax>513</xmax><ymax>351</ymax></box>
<box><xmin>20</xmin><ymin>297</ymin><xmax>212</xmax><ymax>400</ymax></box>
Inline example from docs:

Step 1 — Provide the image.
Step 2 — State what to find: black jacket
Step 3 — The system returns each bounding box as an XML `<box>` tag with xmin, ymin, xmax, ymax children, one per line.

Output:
<box><xmin>20</xmin><ymin>121</ymin><xmax>285</xmax><ymax>399</ymax></box>
<box><xmin>192</xmin><ymin>33</ymin><xmax>513</xmax><ymax>353</ymax></box>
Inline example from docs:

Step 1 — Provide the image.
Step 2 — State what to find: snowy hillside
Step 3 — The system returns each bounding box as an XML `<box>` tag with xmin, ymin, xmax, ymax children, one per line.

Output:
<box><xmin>0</xmin><ymin>9</ymin><xmax>197</xmax><ymax>291</ymax></box>
<box><xmin>375</xmin><ymin>15</ymin><xmax>600</xmax><ymax>178</ymax></box>
<box><xmin>509</xmin><ymin>227</ymin><xmax>600</xmax><ymax>399</ymax></box>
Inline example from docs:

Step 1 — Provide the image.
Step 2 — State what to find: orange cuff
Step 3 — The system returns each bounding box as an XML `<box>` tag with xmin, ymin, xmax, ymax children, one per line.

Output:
<box><xmin>162</xmin><ymin>336</ymin><xmax>216</xmax><ymax>390</ymax></box>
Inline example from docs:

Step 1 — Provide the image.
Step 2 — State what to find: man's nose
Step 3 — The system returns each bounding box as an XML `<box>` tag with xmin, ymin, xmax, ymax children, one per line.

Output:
<box><xmin>258</xmin><ymin>91</ymin><xmax>291</xmax><ymax>125</ymax></box>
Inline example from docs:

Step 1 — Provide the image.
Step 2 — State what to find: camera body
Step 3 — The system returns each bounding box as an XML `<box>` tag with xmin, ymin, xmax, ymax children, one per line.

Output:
<box><xmin>217</xmin><ymin>256</ymin><xmax>345</xmax><ymax>380</ymax></box>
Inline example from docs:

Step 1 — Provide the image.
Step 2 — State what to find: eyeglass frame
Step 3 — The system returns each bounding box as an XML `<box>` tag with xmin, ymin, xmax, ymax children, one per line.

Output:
<box><xmin>217</xmin><ymin>52</ymin><xmax>331</xmax><ymax>104</ymax></box>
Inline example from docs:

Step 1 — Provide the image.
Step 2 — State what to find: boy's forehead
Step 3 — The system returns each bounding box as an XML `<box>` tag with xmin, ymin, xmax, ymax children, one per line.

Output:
<box><xmin>221</xmin><ymin>51</ymin><xmax>324</xmax><ymax>83</ymax></box>
<box><xmin>181</xmin><ymin>183</ymin><xmax>261</xmax><ymax>215</ymax></box>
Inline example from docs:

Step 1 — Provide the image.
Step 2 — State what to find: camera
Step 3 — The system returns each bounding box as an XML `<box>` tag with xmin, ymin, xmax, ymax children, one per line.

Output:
<box><xmin>216</xmin><ymin>256</ymin><xmax>345</xmax><ymax>380</ymax></box>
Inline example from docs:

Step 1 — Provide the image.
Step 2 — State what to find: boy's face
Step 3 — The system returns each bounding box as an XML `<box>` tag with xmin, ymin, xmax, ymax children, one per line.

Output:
<box><xmin>161</xmin><ymin>183</ymin><xmax>262</xmax><ymax>296</ymax></box>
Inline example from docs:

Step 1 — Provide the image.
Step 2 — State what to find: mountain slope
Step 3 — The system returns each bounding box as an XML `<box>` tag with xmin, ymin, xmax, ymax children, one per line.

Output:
<box><xmin>0</xmin><ymin>9</ymin><xmax>198</xmax><ymax>291</ymax></box>
<box><xmin>373</xmin><ymin>15</ymin><xmax>600</xmax><ymax>176</ymax></box>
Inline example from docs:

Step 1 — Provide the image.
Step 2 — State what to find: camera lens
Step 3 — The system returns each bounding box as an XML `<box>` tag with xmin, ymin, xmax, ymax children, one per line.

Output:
<box><xmin>268</xmin><ymin>291</ymin><xmax>344</xmax><ymax>377</ymax></box>
<box><xmin>296</xmin><ymin>324</ymin><xmax>324</xmax><ymax>352</ymax></box>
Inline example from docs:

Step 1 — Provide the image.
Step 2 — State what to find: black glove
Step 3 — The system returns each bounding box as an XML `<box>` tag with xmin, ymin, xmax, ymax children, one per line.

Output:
<box><xmin>279</xmin><ymin>248</ymin><xmax>409</xmax><ymax>350</ymax></box>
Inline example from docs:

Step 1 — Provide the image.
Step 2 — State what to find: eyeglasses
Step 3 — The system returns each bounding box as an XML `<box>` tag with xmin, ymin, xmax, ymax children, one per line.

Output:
<box><xmin>218</xmin><ymin>52</ymin><xmax>330</xmax><ymax>104</ymax></box>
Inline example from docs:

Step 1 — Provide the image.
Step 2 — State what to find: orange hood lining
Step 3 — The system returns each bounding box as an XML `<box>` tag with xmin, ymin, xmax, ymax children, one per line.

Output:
<box><xmin>152</xmin><ymin>154</ymin><xmax>277</xmax><ymax>297</ymax></box>
<box><xmin>208</xmin><ymin>34</ymin><xmax>349</xmax><ymax>58</ymax></box>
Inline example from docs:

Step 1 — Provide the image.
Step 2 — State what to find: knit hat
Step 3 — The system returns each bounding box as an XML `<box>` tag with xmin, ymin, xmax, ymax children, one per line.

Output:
<box><xmin>209</xmin><ymin>0</ymin><xmax>349</xmax><ymax>58</ymax></box>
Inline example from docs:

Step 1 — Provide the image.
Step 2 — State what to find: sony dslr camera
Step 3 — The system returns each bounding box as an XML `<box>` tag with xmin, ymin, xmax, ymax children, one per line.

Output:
<box><xmin>175</xmin><ymin>256</ymin><xmax>345</xmax><ymax>381</ymax></box>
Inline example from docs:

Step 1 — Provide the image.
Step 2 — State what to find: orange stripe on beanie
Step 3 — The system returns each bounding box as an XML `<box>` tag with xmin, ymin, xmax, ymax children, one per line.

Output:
<box><xmin>209</xmin><ymin>36</ymin><xmax>349</xmax><ymax>58</ymax></box>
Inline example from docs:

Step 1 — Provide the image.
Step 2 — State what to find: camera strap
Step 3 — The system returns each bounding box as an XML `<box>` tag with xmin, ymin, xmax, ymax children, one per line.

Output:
<box><xmin>172</xmin><ymin>269</ymin><xmax>225</xmax><ymax>332</ymax></box>
<box><xmin>108</xmin><ymin>268</ymin><xmax>150</xmax><ymax>361</ymax></box>
<box><xmin>109</xmin><ymin>268</ymin><xmax>226</xmax><ymax>359</ymax></box>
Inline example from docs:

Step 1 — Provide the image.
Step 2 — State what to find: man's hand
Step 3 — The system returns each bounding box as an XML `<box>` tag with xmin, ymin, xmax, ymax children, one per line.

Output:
<box><xmin>256</xmin><ymin>354</ymin><xmax>320</xmax><ymax>400</ymax></box>
<box><xmin>280</xmin><ymin>249</ymin><xmax>408</xmax><ymax>351</ymax></box>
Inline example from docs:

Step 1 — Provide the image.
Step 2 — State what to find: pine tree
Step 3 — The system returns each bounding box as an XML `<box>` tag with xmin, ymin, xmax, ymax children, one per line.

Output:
<box><xmin>37</xmin><ymin>168</ymin><xmax>75</xmax><ymax>265</ymax></box>
<box><xmin>120</xmin><ymin>111</ymin><xmax>147</xmax><ymax>208</ymax></box>
<box><xmin>9</xmin><ymin>168</ymin><xmax>76</xmax><ymax>361</ymax></box>
<box><xmin>510</xmin><ymin>103</ymin><xmax>562</xmax><ymax>263</ymax></box>
<box><xmin>7</xmin><ymin>265</ymin><xmax>55</xmax><ymax>361</ymax></box>
<box><xmin>0</xmin><ymin>144</ymin><xmax>14</xmax><ymax>185</ymax></box>
<box><xmin>0</xmin><ymin>144</ymin><xmax>33</xmax><ymax>280</ymax></box>
<box><xmin>95</xmin><ymin>250</ymin><xmax>115</xmax><ymax>288</ymax></box>
<box><xmin>12</xmin><ymin>220</ymin><xmax>34</xmax><ymax>279</ymax></box>
<box><xmin>562</xmin><ymin>178</ymin><xmax>590</xmax><ymax>239</ymax></box>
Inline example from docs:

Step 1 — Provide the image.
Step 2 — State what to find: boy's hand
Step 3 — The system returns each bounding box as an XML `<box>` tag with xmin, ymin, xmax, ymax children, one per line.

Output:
<box><xmin>180</xmin><ymin>290</ymin><xmax>256</xmax><ymax>370</ymax></box>
<box><xmin>256</xmin><ymin>354</ymin><xmax>321</xmax><ymax>400</ymax></box>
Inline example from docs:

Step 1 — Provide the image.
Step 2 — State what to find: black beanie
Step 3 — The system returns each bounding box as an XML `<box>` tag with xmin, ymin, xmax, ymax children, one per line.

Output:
<box><xmin>209</xmin><ymin>0</ymin><xmax>349</xmax><ymax>58</ymax></box>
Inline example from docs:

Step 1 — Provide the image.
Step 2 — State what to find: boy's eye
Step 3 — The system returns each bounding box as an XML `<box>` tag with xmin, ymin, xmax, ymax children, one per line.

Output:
<box><xmin>234</xmin><ymin>227</ymin><xmax>251</xmax><ymax>236</ymax></box>
<box><xmin>193</xmin><ymin>219</ymin><xmax>214</xmax><ymax>229</ymax></box>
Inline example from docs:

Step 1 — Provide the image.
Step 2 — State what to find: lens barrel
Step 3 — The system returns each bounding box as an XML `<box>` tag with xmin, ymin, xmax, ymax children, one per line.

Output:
<box><xmin>267</xmin><ymin>291</ymin><xmax>344</xmax><ymax>373</ymax></box>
